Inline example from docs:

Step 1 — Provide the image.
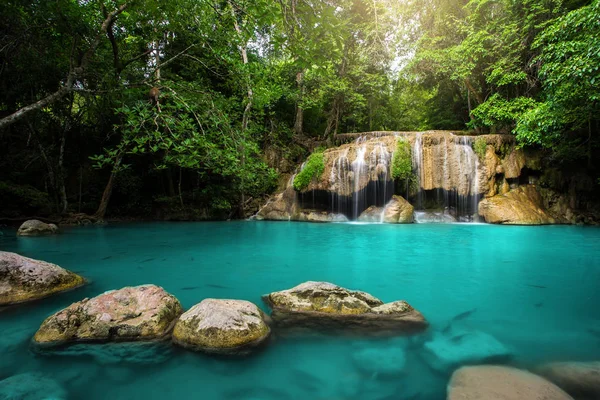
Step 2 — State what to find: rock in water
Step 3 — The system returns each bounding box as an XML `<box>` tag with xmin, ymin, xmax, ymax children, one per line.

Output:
<box><xmin>447</xmin><ymin>365</ymin><xmax>573</xmax><ymax>400</ymax></box>
<box><xmin>172</xmin><ymin>299</ymin><xmax>271</xmax><ymax>355</ymax></box>
<box><xmin>358</xmin><ymin>206</ymin><xmax>384</xmax><ymax>223</ymax></box>
<box><xmin>17</xmin><ymin>219</ymin><xmax>59</xmax><ymax>236</ymax></box>
<box><xmin>478</xmin><ymin>185</ymin><xmax>556</xmax><ymax>225</ymax></box>
<box><xmin>0</xmin><ymin>373</ymin><xmax>67</xmax><ymax>400</ymax></box>
<box><xmin>423</xmin><ymin>330</ymin><xmax>511</xmax><ymax>372</ymax></box>
<box><xmin>262</xmin><ymin>281</ymin><xmax>427</xmax><ymax>334</ymax></box>
<box><xmin>383</xmin><ymin>195</ymin><xmax>414</xmax><ymax>224</ymax></box>
<box><xmin>0</xmin><ymin>251</ymin><xmax>85</xmax><ymax>306</ymax></box>
<box><xmin>352</xmin><ymin>346</ymin><xmax>407</xmax><ymax>376</ymax></box>
<box><xmin>537</xmin><ymin>361</ymin><xmax>600</xmax><ymax>399</ymax></box>
<box><xmin>33</xmin><ymin>285</ymin><xmax>182</xmax><ymax>345</ymax></box>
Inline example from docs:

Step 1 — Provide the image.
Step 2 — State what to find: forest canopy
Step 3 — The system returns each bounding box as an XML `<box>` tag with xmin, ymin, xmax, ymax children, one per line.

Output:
<box><xmin>0</xmin><ymin>0</ymin><xmax>598</xmax><ymax>220</ymax></box>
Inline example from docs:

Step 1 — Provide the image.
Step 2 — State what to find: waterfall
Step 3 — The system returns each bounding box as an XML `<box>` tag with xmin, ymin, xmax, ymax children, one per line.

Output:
<box><xmin>351</xmin><ymin>143</ymin><xmax>368</xmax><ymax>220</ymax></box>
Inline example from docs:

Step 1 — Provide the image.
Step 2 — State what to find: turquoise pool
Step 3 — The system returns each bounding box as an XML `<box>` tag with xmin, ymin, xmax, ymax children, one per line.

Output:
<box><xmin>1</xmin><ymin>222</ymin><xmax>599</xmax><ymax>399</ymax></box>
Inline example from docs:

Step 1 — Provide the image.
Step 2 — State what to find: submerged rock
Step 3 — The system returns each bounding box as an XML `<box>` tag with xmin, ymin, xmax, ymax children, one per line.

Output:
<box><xmin>383</xmin><ymin>195</ymin><xmax>414</xmax><ymax>224</ymax></box>
<box><xmin>352</xmin><ymin>346</ymin><xmax>407</xmax><ymax>376</ymax></box>
<box><xmin>0</xmin><ymin>251</ymin><xmax>85</xmax><ymax>306</ymax></box>
<box><xmin>17</xmin><ymin>219</ymin><xmax>59</xmax><ymax>236</ymax></box>
<box><xmin>173</xmin><ymin>299</ymin><xmax>271</xmax><ymax>355</ymax></box>
<box><xmin>537</xmin><ymin>361</ymin><xmax>600</xmax><ymax>399</ymax></box>
<box><xmin>447</xmin><ymin>365</ymin><xmax>573</xmax><ymax>400</ymax></box>
<box><xmin>0</xmin><ymin>373</ymin><xmax>67</xmax><ymax>400</ymax></box>
<box><xmin>423</xmin><ymin>329</ymin><xmax>511</xmax><ymax>372</ymax></box>
<box><xmin>262</xmin><ymin>281</ymin><xmax>427</xmax><ymax>334</ymax></box>
<box><xmin>33</xmin><ymin>284</ymin><xmax>182</xmax><ymax>345</ymax></box>
<box><xmin>478</xmin><ymin>185</ymin><xmax>557</xmax><ymax>225</ymax></box>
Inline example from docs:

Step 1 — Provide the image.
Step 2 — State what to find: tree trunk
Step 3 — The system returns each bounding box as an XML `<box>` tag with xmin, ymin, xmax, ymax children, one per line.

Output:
<box><xmin>58</xmin><ymin>124</ymin><xmax>68</xmax><ymax>214</ymax></box>
<box><xmin>95</xmin><ymin>153</ymin><xmax>123</xmax><ymax>219</ymax></box>
<box><xmin>294</xmin><ymin>71</ymin><xmax>305</xmax><ymax>135</ymax></box>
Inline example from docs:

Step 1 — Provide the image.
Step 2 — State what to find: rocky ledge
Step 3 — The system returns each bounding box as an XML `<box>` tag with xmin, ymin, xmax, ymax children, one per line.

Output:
<box><xmin>33</xmin><ymin>285</ymin><xmax>182</xmax><ymax>345</ymax></box>
<box><xmin>448</xmin><ymin>365</ymin><xmax>573</xmax><ymax>400</ymax></box>
<box><xmin>0</xmin><ymin>251</ymin><xmax>85</xmax><ymax>306</ymax></box>
<box><xmin>478</xmin><ymin>184</ymin><xmax>559</xmax><ymax>225</ymax></box>
<box><xmin>17</xmin><ymin>219</ymin><xmax>59</xmax><ymax>236</ymax></box>
<box><xmin>172</xmin><ymin>299</ymin><xmax>271</xmax><ymax>355</ymax></box>
<box><xmin>262</xmin><ymin>281</ymin><xmax>427</xmax><ymax>334</ymax></box>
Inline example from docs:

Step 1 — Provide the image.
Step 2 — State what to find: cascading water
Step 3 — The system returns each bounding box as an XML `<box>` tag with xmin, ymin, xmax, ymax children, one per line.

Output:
<box><xmin>292</xmin><ymin>131</ymin><xmax>483</xmax><ymax>223</ymax></box>
<box><xmin>351</xmin><ymin>143</ymin><xmax>368</xmax><ymax>220</ymax></box>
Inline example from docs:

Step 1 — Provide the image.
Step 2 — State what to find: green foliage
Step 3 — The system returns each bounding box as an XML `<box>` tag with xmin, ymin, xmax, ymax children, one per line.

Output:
<box><xmin>391</xmin><ymin>138</ymin><xmax>413</xmax><ymax>181</ymax></box>
<box><xmin>469</xmin><ymin>94</ymin><xmax>537</xmax><ymax>132</ymax></box>
<box><xmin>473</xmin><ymin>137</ymin><xmax>487</xmax><ymax>159</ymax></box>
<box><xmin>293</xmin><ymin>150</ymin><xmax>325</xmax><ymax>191</ymax></box>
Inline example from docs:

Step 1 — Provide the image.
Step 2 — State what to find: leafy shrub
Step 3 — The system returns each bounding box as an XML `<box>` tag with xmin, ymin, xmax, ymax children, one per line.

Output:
<box><xmin>391</xmin><ymin>138</ymin><xmax>413</xmax><ymax>180</ymax></box>
<box><xmin>293</xmin><ymin>150</ymin><xmax>325</xmax><ymax>191</ymax></box>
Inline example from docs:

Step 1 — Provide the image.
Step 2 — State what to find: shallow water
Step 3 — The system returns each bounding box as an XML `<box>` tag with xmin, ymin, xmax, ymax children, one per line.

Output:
<box><xmin>1</xmin><ymin>221</ymin><xmax>600</xmax><ymax>399</ymax></box>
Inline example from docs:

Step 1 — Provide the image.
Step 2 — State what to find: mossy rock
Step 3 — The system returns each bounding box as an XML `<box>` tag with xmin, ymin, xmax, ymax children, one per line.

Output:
<box><xmin>0</xmin><ymin>251</ymin><xmax>85</xmax><ymax>306</ymax></box>
<box><xmin>33</xmin><ymin>285</ymin><xmax>182</xmax><ymax>345</ymax></box>
<box><xmin>172</xmin><ymin>299</ymin><xmax>271</xmax><ymax>355</ymax></box>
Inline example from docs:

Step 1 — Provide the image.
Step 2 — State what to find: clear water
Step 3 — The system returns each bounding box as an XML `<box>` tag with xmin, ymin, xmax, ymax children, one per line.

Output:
<box><xmin>1</xmin><ymin>222</ymin><xmax>600</xmax><ymax>399</ymax></box>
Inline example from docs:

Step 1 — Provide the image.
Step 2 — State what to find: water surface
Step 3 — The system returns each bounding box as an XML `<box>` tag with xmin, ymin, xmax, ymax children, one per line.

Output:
<box><xmin>1</xmin><ymin>222</ymin><xmax>599</xmax><ymax>399</ymax></box>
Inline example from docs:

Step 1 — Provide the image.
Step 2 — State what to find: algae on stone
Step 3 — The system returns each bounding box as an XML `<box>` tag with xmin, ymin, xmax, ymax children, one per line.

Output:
<box><xmin>0</xmin><ymin>251</ymin><xmax>85</xmax><ymax>306</ymax></box>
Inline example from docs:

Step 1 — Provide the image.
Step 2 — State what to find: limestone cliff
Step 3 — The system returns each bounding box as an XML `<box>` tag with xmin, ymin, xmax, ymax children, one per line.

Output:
<box><xmin>256</xmin><ymin>131</ymin><xmax>596</xmax><ymax>225</ymax></box>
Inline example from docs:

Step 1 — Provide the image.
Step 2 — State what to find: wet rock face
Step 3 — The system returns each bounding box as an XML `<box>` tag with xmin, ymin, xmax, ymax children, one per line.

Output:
<box><xmin>172</xmin><ymin>299</ymin><xmax>271</xmax><ymax>355</ymax></box>
<box><xmin>33</xmin><ymin>285</ymin><xmax>183</xmax><ymax>345</ymax></box>
<box><xmin>17</xmin><ymin>219</ymin><xmax>59</xmax><ymax>236</ymax></box>
<box><xmin>255</xmin><ymin>187</ymin><xmax>297</xmax><ymax>221</ymax></box>
<box><xmin>262</xmin><ymin>281</ymin><xmax>427</xmax><ymax>334</ymax></box>
<box><xmin>537</xmin><ymin>362</ymin><xmax>600</xmax><ymax>399</ymax></box>
<box><xmin>478</xmin><ymin>184</ymin><xmax>557</xmax><ymax>225</ymax></box>
<box><xmin>448</xmin><ymin>365</ymin><xmax>573</xmax><ymax>400</ymax></box>
<box><xmin>0</xmin><ymin>251</ymin><xmax>85</xmax><ymax>306</ymax></box>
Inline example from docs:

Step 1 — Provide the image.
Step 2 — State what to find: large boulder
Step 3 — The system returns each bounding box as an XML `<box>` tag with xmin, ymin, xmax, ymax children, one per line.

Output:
<box><xmin>33</xmin><ymin>284</ymin><xmax>182</xmax><ymax>345</ymax></box>
<box><xmin>262</xmin><ymin>281</ymin><xmax>427</xmax><ymax>334</ymax></box>
<box><xmin>17</xmin><ymin>219</ymin><xmax>59</xmax><ymax>236</ymax></box>
<box><xmin>297</xmin><ymin>211</ymin><xmax>349</xmax><ymax>223</ymax></box>
<box><xmin>447</xmin><ymin>365</ymin><xmax>573</xmax><ymax>400</ymax></box>
<box><xmin>172</xmin><ymin>299</ymin><xmax>271</xmax><ymax>355</ymax></box>
<box><xmin>537</xmin><ymin>362</ymin><xmax>600</xmax><ymax>399</ymax></box>
<box><xmin>383</xmin><ymin>196</ymin><xmax>414</xmax><ymax>224</ymax></box>
<box><xmin>0</xmin><ymin>251</ymin><xmax>85</xmax><ymax>306</ymax></box>
<box><xmin>478</xmin><ymin>184</ymin><xmax>557</xmax><ymax>225</ymax></box>
<box><xmin>423</xmin><ymin>329</ymin><xmax>511</xmax><ymax>373</ymax></box>
<box><xmin>255</xmin><ymin>187</ymin><xmax>297</xmax><ymax>221</ymax></box>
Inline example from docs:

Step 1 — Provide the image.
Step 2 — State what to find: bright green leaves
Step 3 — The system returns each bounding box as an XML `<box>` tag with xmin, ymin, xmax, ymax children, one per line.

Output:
<box><xmin>469</xmin><ymin>94</ymin><xmax>537</xmax><ymax>132</ymax></box>
<box><xmin>391</xmin><ymin>138</ymin><xmax>413</xmax><ymax>181</ymax></box>
<box><xmin>293</xmin><ymin>149</ymin><xmax>325</xmax><ymax>191</ymax></box>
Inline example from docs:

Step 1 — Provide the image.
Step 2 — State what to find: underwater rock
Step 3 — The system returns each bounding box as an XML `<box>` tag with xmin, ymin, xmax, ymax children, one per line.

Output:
<box><xmin>172</xmin><ymin>299</ymin><xmax>271</xmax><ymax>355</ymax></box>
<box><xmin>33</xmin><ymin>284</ymin><xmax>182</xmax><ymax>345</ymax></box>
<box><xmin>38</xmin><ymin>341</ymin><xmax>173</xmax><ymax>365</ymax></box>
<box><xmin>382</xmin><ymin>196</ymin><xmax>414</xmax><ymax>224</ymax></box>
<box><xmin>423</xmin><ymin>330</ymin><xmax>511</xmax><ymax>372</ymax></box>
<box><xmin>0</xmin><ymin>373</ymin><xmax>67</xmax><ymax>400</ymax></box>
<box><xmin>0</xmin><ymin>251</ymin><xmax>85</xmax><ymax>306</ymax></box>
<box><xmin>352</xmin><ymin>346</ymin><xmax>407</xmax><ymax>376</ymax></box>
<box><xmin>447</xmin><ymin>365</ymin><xmax>573</xmax><ymax>400</ymax></box>
<box><xmin>536</xmin><ymin>361</ymin><xmax>600</xmax><ymax>399</ymax></box>
<box><xmin>262</xmin><ymin>281</ymin><xmax>427</xmax><ymax>334</ymax></box>
<box><xmin>16</xmin><ymin>219</ymin><xmax>59</xmax><ymax>236</ymax></box>
<box><xmin>358</xmin><ymin>206</ymin><xmax>384</xmax><ymax>223</ymax></box>
<box><xmin>478</xmin><ymin>185</ymin><xmax>557</xmax><ymax>225</ymax></box>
